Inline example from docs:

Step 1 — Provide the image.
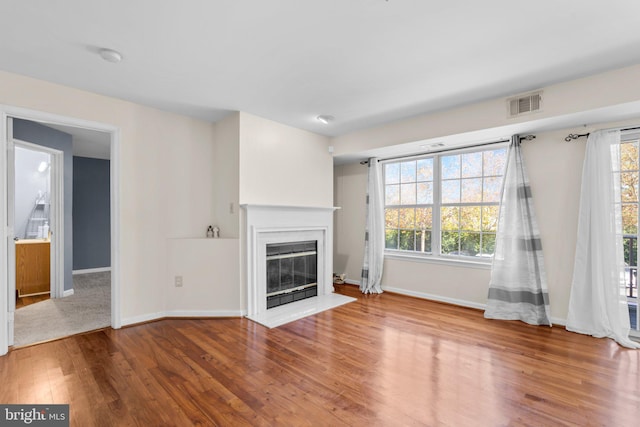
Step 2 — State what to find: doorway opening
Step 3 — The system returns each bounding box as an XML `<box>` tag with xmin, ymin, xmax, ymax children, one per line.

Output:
<box><xmin>14</xmin><ymin>141</ymin><xmax>59</xmax><ymax>310</ymax></box>
<box><xmin>1</xmin><ymin>107</ymin><xmax>121</xmax><ymax>354</ymax></box>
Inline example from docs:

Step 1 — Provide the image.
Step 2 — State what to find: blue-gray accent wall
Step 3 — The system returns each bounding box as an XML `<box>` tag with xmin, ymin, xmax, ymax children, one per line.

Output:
<box><xmin>13</xmin><ymin>118</ymin><xmax>73</xmax><ymax>291</ymax></box>
<box><xmin>73</xmin><ymin>157</ymin><xmax>111</xmax><ymax>269</ymax></box>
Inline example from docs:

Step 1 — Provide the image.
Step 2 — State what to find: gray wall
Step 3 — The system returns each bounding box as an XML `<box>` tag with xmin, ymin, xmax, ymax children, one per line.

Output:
<box><xmin>73</xmin><ymin>156</ymin><xmax>110</xmax><ymax>269</ymax></box>
<box><xmin>13</xmin><ymin>118</ymin><xmax>73</xmax><ymax>291</ymax></box>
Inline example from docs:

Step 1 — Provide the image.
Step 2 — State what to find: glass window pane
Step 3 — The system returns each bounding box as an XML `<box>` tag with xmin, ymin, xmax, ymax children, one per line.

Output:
<box><xmin>400</xmin><ymin>183</ymin><xmax>417</xmax><ymax>205</ymax></box>
<box><xmin>441</xmin><ymin>206</ymin><xmax>459</xmax><ymax>230</ymax></box>
<box><xmin>399</xmin><ymin>230</ymin><xmax>415</xmax><ymax>251</ymax></box>
<box><xmin>482</xmin><ymin>206</ymin><xmax>499</xmax><ymax>232</ymax></box>
<box><xmin>441</xmin><ymin>180</ymin><xmax>460</xmax><ymax>203</ymax></box>
<box><xmin>398</xmin><ymin>208</ymin><xmax>415</xmax><ymax>229</ymax></box>
<box><xmin>460</xmin><ymin>206</ymin><xmax>481</xmax><ymax>231</ymax></box>
<box><xmin>622</xmin><ymin>204</ymin><xmax>638</xmax><ymax>235</ymax></box>
<box><xmin>441</xmin><ymin>231</ymin><xmax>459</xmax><ymax>254</ymax></box>
<box><xmin>417</xmin><ymin>158</ymin><xmax>433</xmax><ymax>181</ymax></box>
<box><xmin>620</xmin><ymin>142</ymin><xmax>639</xmax><ymax>171</ymax></box>
<box><xmin>415</xmin><ymin>207</ymin><xmax>432</xmax><ymax>230</ymax></box>
<box><xmin>416</xmin><ymin>230</ymin><xmax>431</xmax><ymax>253</ymax></box>
<box><xmin>385</xmin><ymin>208</ymin><xmax>399</xmax><ymax>228</ymax></box>
<box><xmin>483</xmin><ymin>148</ymin><xmax>507</xmax><ymax>176</ymax></box>
<box><xmin>417</xmin><ymin>182</ymin><xmax>433</xmax><ymax>204</ymax></box>
<box><xmin>385</xmin><ymin>184</ymin><xmax>400</xmax><ymax>205</ymax></box>
<box><xmin>385</xmin><ymin>145</ymin><xmax>507</xmax><ymax>258</ymax></box>
<box><xmin>621</xmin><ymin>172</ymin><xmax>638</xmax><ymax>202</ymax></box>
<box><xmin>385</xmin><ymin>163</ymin><xmax>400</xmax><ymax>184</ymax></box>
<box><xmin>483</xmin><ymin>177</ymin><xmax>502</xmax><ymax>203</ymax></box>
<box><xmin>623</xmin><ymin>235</ymin><xmax>637</xmax><ymax>267</ymax></box>
<box><xmin>401</xmin><ymin>161</ymin><xmax>416</xmax><ymax>183</ymax></box>
<box><xmin>481</xmin><ymin>233</ymin><xmax>496</xmax><ymax>256</ymax></box>
<box><xmin>461</xmin><ymin>178</ymin><xmax>482</xmax><ymax>203</ymax></box>
<box><xmin>441</xmin><ymin>155</ymin><xmax>460</xmax><ymax>179</ymax></box>
<box><xmin>385</xmin><ymin>229</ymin><xmax>398</xmax><ymax>249</ymax></box>
<box><xmin>462</xmin><ymin>152</ymin><xmax>482</xmax><ymax>178</ymax></box>
<box><xmin>460</xmin><ymin>232</ymin><xmax>480</xmax><ymax>256</ymax></box>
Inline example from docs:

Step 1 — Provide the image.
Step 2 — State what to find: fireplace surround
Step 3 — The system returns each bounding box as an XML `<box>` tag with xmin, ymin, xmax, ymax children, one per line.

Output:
<box><xmin>242</xmin><ymin>204</ymin><xmax>355</xmax><ymax>327</ymax></box>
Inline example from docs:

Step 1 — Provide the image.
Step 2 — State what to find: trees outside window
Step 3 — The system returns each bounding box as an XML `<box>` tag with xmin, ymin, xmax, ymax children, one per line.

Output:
<box><xmin>384</xmin><ymin>145</ymin><xmax>507</xmax><ymax>260</ymax></box>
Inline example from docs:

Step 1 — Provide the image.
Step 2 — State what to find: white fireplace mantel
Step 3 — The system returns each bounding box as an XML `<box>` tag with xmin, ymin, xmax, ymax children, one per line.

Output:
<box><xmin>241</xmin><ymin>204</ymin><xmax>353</xmax><ymax>327</ymax></box>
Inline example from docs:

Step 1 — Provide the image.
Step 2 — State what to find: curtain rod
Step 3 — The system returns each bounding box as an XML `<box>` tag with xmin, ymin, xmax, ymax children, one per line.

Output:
<box><xmin>359</xmin><ymin>134</ymin><xmax>535</xmax><ymax>165</ymax></box>
<box><xmin>564</xmin><ymin>126</ymin><xmax>640</xmax><ymax>142</ymax></box>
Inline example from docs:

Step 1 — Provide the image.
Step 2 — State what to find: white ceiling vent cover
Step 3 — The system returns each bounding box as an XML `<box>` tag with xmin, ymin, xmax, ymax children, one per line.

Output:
<box><xmin>508</xmin><ymin>91</ymin><xmax>542</xmax><ymax>117</ymax></box>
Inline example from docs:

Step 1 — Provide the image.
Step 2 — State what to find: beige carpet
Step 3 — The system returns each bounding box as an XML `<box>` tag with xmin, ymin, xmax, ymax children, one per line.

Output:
<box><xmin>13</xmin><ymin>271</ymin><xmax>111</xmax><ymax>347</ymax></box>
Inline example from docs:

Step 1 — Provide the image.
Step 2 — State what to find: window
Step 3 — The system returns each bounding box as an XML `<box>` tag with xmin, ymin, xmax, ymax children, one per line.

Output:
<box><xmin>617</xmin><ymin>137</ymin><xmax>639</xmax><ymax>332</ymax></box>
<box><xmin>384</xmin><ymin>145</ymin><xmax>507</xmax><ymax>261</ymax></box>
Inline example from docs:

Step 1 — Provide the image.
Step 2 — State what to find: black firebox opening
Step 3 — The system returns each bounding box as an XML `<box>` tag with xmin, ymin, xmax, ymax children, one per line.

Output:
<box><xmin>266</xmin><ymin>240</ymin><xmax>317</xmax><ymax>309</ymax></box>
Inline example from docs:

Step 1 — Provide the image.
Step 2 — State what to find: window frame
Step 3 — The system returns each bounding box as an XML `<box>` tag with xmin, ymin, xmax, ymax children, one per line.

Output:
<box><xmin>382</xmin><ymin>142</ymin><xmax>508</xmax><ymax>266</ymax></box>
<box><xmin>618</xmin><ymin>132</ymin><xmax>640</xmax><ymax>336</ymax></box>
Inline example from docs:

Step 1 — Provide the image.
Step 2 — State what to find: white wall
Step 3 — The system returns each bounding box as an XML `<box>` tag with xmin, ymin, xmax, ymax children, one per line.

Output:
<box><xmin>166</xmin><ymin>238</ymin><xmax>241</xmax><ymax>315</ymax></box>
<box><xmin>238</xmin><ymin>112</ymin><xmax>333</xmax><ymax>207</ymax></box>
<box><xmin>0</xmin><ymin>70</ymin><xmax>217</xmax><ymax>325</ymax></box>
<box><xmin>14</xmin><ymin>146</ymin><xmax>50</xmax><ymax>239</ymax></box>
<box><xmin>333</xmin><ymin>162</ymin><xmax>366</xmax><ymax>281</ymax></box>
<box><xmin>214</xmin><ymin>112</ymin><xmax>241</xmax><ymax>238</ymax></box>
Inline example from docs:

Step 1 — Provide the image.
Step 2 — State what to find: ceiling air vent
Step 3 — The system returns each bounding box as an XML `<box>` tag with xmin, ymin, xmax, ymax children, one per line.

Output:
<box><xmin>508</xmin><ymin>91</ymin><xmax>542</xmax><ymax>117</ymax></box>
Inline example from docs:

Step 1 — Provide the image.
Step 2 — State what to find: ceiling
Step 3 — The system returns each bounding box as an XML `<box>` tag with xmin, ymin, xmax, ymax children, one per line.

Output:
<box><xmin>1</xmin><ymin>0</ymin><xmax>640</xmax><ymax>139</ymax></box>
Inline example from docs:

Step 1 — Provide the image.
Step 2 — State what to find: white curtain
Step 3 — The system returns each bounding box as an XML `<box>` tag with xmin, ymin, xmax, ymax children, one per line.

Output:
<box><xmin>567</xmin><ymin>130</ymin><xmax>640</xmax><ymax>348</ymax></box>
<box><xmin>360</xmin><ymin>158</ymin><xmax>384</xmax><ymax>294</ymax></box>
<box><xmin>485</xmin><ymin>136</ymin><xmax>552</xmax><ymax>326</ymax></box>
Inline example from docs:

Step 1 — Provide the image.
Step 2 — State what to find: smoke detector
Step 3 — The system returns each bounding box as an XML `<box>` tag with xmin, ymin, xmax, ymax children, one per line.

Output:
<box><xmin>99</xmin><ymin>48</ymin><xmax>123</xmax><ymax>63</ymax></box>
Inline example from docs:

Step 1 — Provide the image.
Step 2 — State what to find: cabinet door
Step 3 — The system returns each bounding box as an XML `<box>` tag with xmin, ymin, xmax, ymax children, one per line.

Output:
<box><xmin>16</xmin><ymin>242</ymin><xmax>50</xmax><ymax>296</ymax></box>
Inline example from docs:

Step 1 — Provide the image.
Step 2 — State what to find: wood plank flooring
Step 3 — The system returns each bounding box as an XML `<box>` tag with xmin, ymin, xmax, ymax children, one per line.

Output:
<box><xmin>1</xmin><ymin>284</ymin><xmax>639</xmax><ymax>426</ymax></box>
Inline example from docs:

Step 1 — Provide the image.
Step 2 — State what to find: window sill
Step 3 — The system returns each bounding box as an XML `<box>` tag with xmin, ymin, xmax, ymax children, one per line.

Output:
<box><xmin>384</xmin><ymin>251</ymin><xmax>492</xmax><ymax>270</ymax></box>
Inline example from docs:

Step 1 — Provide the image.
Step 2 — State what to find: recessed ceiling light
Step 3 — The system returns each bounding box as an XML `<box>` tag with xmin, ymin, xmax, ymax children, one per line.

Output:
<box><xmin>99</xmin><ymin>48</ymin><xmax>123</xmax><ymax>63</ymax></box>
<box><xmin>316</xmin><ymin>115</ymin><xmax>334</xmax><ymax>125</ymax></box>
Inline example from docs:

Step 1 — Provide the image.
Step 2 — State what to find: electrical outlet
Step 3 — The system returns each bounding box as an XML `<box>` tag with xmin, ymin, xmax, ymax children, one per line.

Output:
<box><xmin>175</xmin><ymin>276</ymin><xmax>183</xmax><ymax>287</ymax></box>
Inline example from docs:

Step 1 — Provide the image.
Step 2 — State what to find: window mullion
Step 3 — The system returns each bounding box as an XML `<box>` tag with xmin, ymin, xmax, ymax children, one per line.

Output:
<box><xmin>433</xmin><ymin>154</ymin><xmax>442</xmax><ymax>256</ymax></box>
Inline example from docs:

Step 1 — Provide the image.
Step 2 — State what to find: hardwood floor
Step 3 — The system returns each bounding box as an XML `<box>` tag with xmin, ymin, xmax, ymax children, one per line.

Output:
<box><xmin>1</xmin><ymin>284</ymin><xmax>639</xmax><ymax>426</ymax></box>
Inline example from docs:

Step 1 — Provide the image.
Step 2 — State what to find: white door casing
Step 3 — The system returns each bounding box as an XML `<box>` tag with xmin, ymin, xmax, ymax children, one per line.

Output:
<box><xmin>0</xmin><ymin>105</ymin><xmax>122</xmax><ymax>356</ymax></box>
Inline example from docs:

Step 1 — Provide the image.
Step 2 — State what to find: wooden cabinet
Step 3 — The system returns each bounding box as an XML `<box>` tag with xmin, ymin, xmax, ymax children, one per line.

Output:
<box><xmin>16</xmin><ymin>240</ymin><xmax>50</xmax><ymax>297</ymax></box>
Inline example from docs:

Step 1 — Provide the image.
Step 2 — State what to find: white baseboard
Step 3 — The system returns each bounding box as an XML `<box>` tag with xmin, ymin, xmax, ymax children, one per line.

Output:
<box><xmin>382</xmin><ymin>285</ymin><xmax>567</xmax><ymax>325</ymax></box>
<box><xmin>72</xmin><ymin>267</ymin><xmax>111</xmax><ymax>275</ymax></box>
<box><xmin>62</xmin><ymin>289</ymin><xmax>74</xmax><ymax>297</ymax></box>
<box><xmin>122</xmin><ymin>312</ymin><xmax>165</xmax><ymax>326</ymax></box>
<box><xmin>122</xmin><ymin>310</ymin><xmax>245</xmax><ymax>327</ymax></box>
<box><xmin>382</xmin><ymin>285</ymin><xmax>487</xmax><ymax>311</ymax></box>
<box><xmin>344</xmin><ymin>279</ymin><xmax>360</xmax><ymax>286</ymax></box>
<box><xmin>165</xmin><ymin>310</ymin><xmax>245</xmax><ymax>318</ymax></box>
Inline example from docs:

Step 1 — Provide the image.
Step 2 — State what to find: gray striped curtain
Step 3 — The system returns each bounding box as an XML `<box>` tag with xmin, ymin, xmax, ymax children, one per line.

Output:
<box><xmin>484</xmin><ymin>136</ymin><xmax>552</xmax><ymax>326</ymax></box>
<box><xmin>360</xmin><ymin>158</ymin><xmax>384</xmax><ymax>294</ymax></box>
